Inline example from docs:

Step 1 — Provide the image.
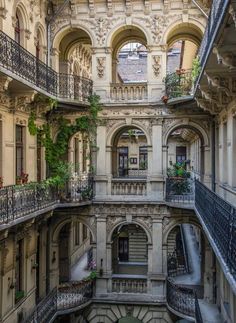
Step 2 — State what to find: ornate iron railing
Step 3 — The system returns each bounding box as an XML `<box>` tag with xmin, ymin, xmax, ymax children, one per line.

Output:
<box><xmin>24</xmin><ymin>281</ymin><xmax>93</xmax><ymax>323</ymax></box>
<box><xmin>195</xmin><ymin>293</ymin><xmax>203</xmax><ymax>323</ymax></box>
<box><xmin>195</xmin><ymin>180</ymin><xmax>236</xmax><ymax>279</ymax></box>
<box><xmin>165</xmin><ymin>69</ymin><xmax>193</xmax><ymax>99</ymax></box>
<box><xmin>166</xmin><ymin>279</ymin><xmax>195</xmax><ymax>318</ymax></box>
<box><xmin>198</xmin><ymin>0</ymin><xmax>230</xmax><ymax>68</ymax></box>
<box><xmin>166</xmin><ymin>177</ymin><xmax>194</xmax><ymax>203</ymax></box>
<box><xmin>167</xmin><ymin>251</ymin><xmax>188</xmax><ymax>277</ymax></box>
<box><xmin>0</xmin><ymin>184</ymin><xmax>58</xmax><ymax>224</ymax></box>
<box><xmin>0</xmin><ymin>175</ymin><xmax>94</xmax><ymax>225</ymax></box>
<box><xmin>66</xmin><ymin>173</ymin><xmax>94</xmax><ymax>202</ymax></box>
<box><xmin>0</xmin><ymin>30</ymin><xmax>92</xmax><ymax>101</ymax></box>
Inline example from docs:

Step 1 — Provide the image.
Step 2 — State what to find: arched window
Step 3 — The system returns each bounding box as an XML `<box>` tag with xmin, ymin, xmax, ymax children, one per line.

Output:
<box><xmin>35</xmin><ymin>31</ymin><xmax>40</xmax><ymax>59</ymax></box>
<box><xmin>15</xmin><ymin>13</ymin><xmax>21</xmax><ymax>44</ymax></box>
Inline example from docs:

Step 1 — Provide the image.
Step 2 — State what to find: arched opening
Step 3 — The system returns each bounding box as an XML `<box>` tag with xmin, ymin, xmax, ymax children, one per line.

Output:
<box><xmin>112</xmin><ymin>126</ymin><xmax>148</xmax><ymax>178</ymax></box>
<box><xmin>166</xmin><ymin>125</ymin><xmax>204</xmax><ymax>201</ymax></box>
<box><xmin>116</xmin><ymin>42</ymin><xmax>147</xmax><ymax>83</ymax></box>
<box><xmin>110</xmin><ymin>26</ymin><xmax>148</xmax><ymax>101</ymax></box>
<box><xmin>111</xmin><ymin>223</ymin><xmax>148</xmax><ymax>276</ymax></box>
<box><xmin>57</xmin><ymin>28</ymin><xmax>92</xmax><ymax>100</ymax></box>
<box><xmin>57</xmin><ymin>220</ymin><xmax>94</xmax><ymax>284</ymax></box>
<box><xmin>111</xmin><ymin>26</ymin><xmax>147</xmax><ymax>83</ymax></box>
<box><xmin>165</xmin><ymin>23</ymin><xmax>203</xmax><ymax>98</ymax></box>
<box><xmin>166</xmin><ymin>222</ymin><xmax>214</xmax><ymax>320</ymax></box>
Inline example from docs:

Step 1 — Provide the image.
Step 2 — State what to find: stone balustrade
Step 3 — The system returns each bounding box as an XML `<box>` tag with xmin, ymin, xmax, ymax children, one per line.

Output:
<box><xmin>112</xmin><ymin>278</ymin><xmax>147</xmax><ymax>293</ymax></box>
<box><xmin>111</xmin><ymin>179</ymin><xmax>147</xmax><ymax>196</ymax></box>
<box><xmin>110</xmin><ymin>83</ymin><xmax>147</xmax><ymax>101</ymax></box>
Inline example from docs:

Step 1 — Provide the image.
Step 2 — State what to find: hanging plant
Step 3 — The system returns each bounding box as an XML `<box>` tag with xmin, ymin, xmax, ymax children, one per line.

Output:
<box><xmin>28</xmin><ymin>94</ymin><xmax>102</xmax><ymax>184</ymax></box>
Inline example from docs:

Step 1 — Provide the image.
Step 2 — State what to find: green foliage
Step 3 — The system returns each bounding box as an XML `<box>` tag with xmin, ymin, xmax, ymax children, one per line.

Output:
<box><xmin>28</xmin><ymin>112</ymin><xmax>38</xmax><ymax>136</ymax></box>
<box><xmin>191</xmin><ymin>57</ymin><xmax>201</xmax><ymax>83</ymax></box>
<box><xmin>28</xmin><ymin>94</ymin><xmax>102</xmax><ymax>185</ymax></box>
<box><xmin>167</xmin><ymin>161</ymin><xmax>190</xmax><ymax>178</ymax></box>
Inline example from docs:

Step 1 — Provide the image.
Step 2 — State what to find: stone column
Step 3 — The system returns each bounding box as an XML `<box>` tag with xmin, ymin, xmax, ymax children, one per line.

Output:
<box><xmin>147</xmin><ymin>47</ymin><xmax>166</xmax><ymax>102</ymax></box>
<box><xmin>95</xmin><ymin>125</ymin><xmax>108</xmax><ymax>198</ymax></box>
<box><xmin>92</xmin><ymin>47</ymin><xmax>111</xmax><ymax>102</ymax></box>
<box><xmin>96</xmin><ymin>216</ymin><xmax>107</xmax><ymax>295</ymax></box>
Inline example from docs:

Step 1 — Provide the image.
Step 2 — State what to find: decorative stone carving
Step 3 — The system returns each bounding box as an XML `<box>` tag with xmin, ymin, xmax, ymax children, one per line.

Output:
<box><xmin>213</xmin><ymin>46</ymin><xmax>236</xmax><ymax>69</ymax></box>
<box><xmin>229</xmin><ymin>5</ymin><xmax>236</xmax><ymax>29</ymax></box>
<box><xmin>152</xmin><ymin>55</ymin><xmax>161</xmax><ymax>77</ymax></box>
<box><xmin>97</xmin><ymin>57</ymin><xmax>106</xmax><ymax>78</ymax></box>
<box><xmin>107</xmin><ymin>216</ymin><xmax>124</xmax><ymax>234</ymax></box>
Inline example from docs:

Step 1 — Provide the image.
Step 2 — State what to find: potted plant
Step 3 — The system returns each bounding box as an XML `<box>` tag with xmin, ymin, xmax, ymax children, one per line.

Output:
<box><xmin>16</xmin><ymin>176</ymin><xmax>22</xmax><ymax>185</ymax></box>
<box><xmin>161</xmin><ymin>95</ymin><xmax>169</xmax><ymax>104</ymax></box>
<box><xmin>21</xmin><ymin>172</ymin><xmax>29</xmax><ymax>184</ymax></box>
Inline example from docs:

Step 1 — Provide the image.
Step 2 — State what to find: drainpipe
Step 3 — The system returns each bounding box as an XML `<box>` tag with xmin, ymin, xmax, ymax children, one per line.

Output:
<box><xmin>211</xmin><ymin>120</ymin><xmax>216</xmax><ymax>192</ymax></box>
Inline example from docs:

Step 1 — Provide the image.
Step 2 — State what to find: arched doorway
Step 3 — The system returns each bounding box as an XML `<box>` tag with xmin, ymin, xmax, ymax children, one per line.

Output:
<box><xmin>165</xmin><ymin>23</ymin><xmax>203</xmax><ymax>98</ymax></box>
<box><xmin>56</xmin><ymin>28</ymin><xmax>92</xmax><ymax>100</ymax></box>
<box><xmin>112</xmin><ymin>126</ymin><xmax>148</xmax><ymax>178</ymax></box>
<box><xmin>112</xmin><ymin>223</ymin><xmax>148</xmax><ymax>275</ymax></box>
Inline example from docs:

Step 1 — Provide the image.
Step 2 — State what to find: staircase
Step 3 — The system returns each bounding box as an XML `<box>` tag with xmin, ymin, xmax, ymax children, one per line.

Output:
<box><xmin>128</xmin><ymin>228</ymin><xmax>147</xmax><ymax>262</ymax></box>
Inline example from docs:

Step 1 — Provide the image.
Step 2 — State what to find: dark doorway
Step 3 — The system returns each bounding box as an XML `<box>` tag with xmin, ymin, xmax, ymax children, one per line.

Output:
<box><xmin>59</xmin><ymin>224</ymin><xmax>70</xmax><ymax>283</ymax></box>
<box><xmin>118</xmin><ymin>147</ymin><xmax>128</xmax><ymax>177</ymax></box>
<box><xmin>118</xmin><ymin>237</ymin><xmax>129</xmax><ymax>261</ymax></box>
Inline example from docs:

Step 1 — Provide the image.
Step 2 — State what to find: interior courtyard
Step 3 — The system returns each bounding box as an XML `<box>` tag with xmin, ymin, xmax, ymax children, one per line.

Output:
<box><xmin>0</xmin><ymin>0</ymin><xmax>236</xmax><ymax>322</ymax></box>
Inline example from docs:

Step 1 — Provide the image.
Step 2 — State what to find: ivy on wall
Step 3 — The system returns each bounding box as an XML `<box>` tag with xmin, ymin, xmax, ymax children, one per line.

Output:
<box><xmin>28</xmin><ymin>94</ymin><xmax>102</xmax><ymax>186</ymax></box>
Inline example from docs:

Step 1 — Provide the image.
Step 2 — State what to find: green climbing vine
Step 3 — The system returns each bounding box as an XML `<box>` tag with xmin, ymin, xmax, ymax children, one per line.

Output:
<box><xmin>28</xmin><ymin>94</ymin><xmax>102</xmax><ymax>186</ymax></box>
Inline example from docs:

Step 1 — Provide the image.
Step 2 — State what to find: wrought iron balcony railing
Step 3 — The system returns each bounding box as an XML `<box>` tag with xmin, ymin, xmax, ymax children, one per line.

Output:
<box><xmin>0</xmin><ymin>174</ymin><xmax>93</xmax><ymax>226</ymax></box>
<box><xmin>165</xmin><ymin>69</ymin><xmax>193</xmax><ymax>99</ymax></box>
<box><xmin>198</xmin><ymin>0</ymin><xmax>230</xmax><ymax>68</ymax></box>
<box><xmin>24</xmin><ymin>280</ymin><xmax>93</xmax><ymax>323</ymax></box>
<box><xmin>195</xmin><ymin>180</ymin><xmax>236</xmax><ymax>279</ymax></box>
<box><xmin>0</xmin><ymin>30</ymin><xmax>93</xmax><ymax>102</ymax></box>
<box><xmin>166</xmin><ymin>177</ymin><xmax>236</xmax><ymax>281</ymax></box>
<box><xmin>166</xmin><ymin>278</ymin><xmax>195</xmax><ymax>318</ymax></box>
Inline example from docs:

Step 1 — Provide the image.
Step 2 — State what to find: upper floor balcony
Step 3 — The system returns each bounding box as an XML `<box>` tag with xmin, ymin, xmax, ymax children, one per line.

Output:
<box><xmin>0</xmin><ymin>30</ymin><xmax>92</xmax><ymax>105</ymax></box>
<box><xmin>0</xmin><ymin>173</ymin><xmax>93</xmax><ymax>229</ymax></box>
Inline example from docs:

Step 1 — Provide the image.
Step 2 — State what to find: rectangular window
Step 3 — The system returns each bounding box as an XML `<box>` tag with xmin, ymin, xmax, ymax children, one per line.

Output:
<box><xmin>118</xmin><ymin>147</ymin><xmax>128</xmax><ymax>176</ymax></box>
<box><xmin>75</xmin><ymin>222</ymin><xmax>80</xmax><ymax>245</ymax></box>
<box><xmin>176</xmin><ymin>146</ymin><xmax>186</xmax><ymax>163</ymax></box>
<box><xmin>15</xmin><ymin>239</ymin><xmax>24</xmax><ymax>302</ymax></box>
<box><xmin>82</xmin><ymin>139</ymin><xmax>87</xmax><ymax>172</ymax></box>
<box><xmin>83</xmin><ymin>224</ymin><xmax>87</xmax><ymax>241</ymax></box>
<box><xmin>37</xmin><ymin>134</ymin><xmax>42</xmax><ymax>181</ymax></box>
<box><xmin>16</xmin><ymin>125</ymin><xmax>24</xmax><ymax>177</ymax></box>
<box><xmin>139</xmin><ymin>146</ymin><xmax>148</xmax><ymax>169</ymax></box>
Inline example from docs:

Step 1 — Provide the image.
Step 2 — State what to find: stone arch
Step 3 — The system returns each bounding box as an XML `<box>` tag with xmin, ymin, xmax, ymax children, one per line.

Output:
<box><xmin>163</xmin><ymin>120</ymin><xmax>209</xmax><ymax>147</ymax></box>
<box><xmin>107</xmin><ymin>219</ymin><xmax>152</xmax><ymax>244</ymax></box>
<box><xmin>106</xmin><ymin>121</ymin><xmax>152</xmax><ymax>147</ymax></box>
<box><xmin>106</xmin><ymin>23</ymin><xmax>151</xmax><ymax>48</ymax></box>
<box><xmin>163</xmin><ymin>217</ymin><xmax>202</xmax><ymax>245</ymax></box>
<box><xmin>162</xmin><ymin>20</ymin><xmax>205</xmax><ymax>46</ymax></box>
<box><xmin>52</xmin><ymin>24</ymin><xmax>95</xmax><ymax>52</ymax></box>
<box><xmin>52</xmin><ymin>217</ymin><xmax>96</xmax><ymax>244</ymax></box>
<box><xmin>13</xmin><ymin>1</ymin><xmax>30</xmax><ymax>31</ymax></box>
